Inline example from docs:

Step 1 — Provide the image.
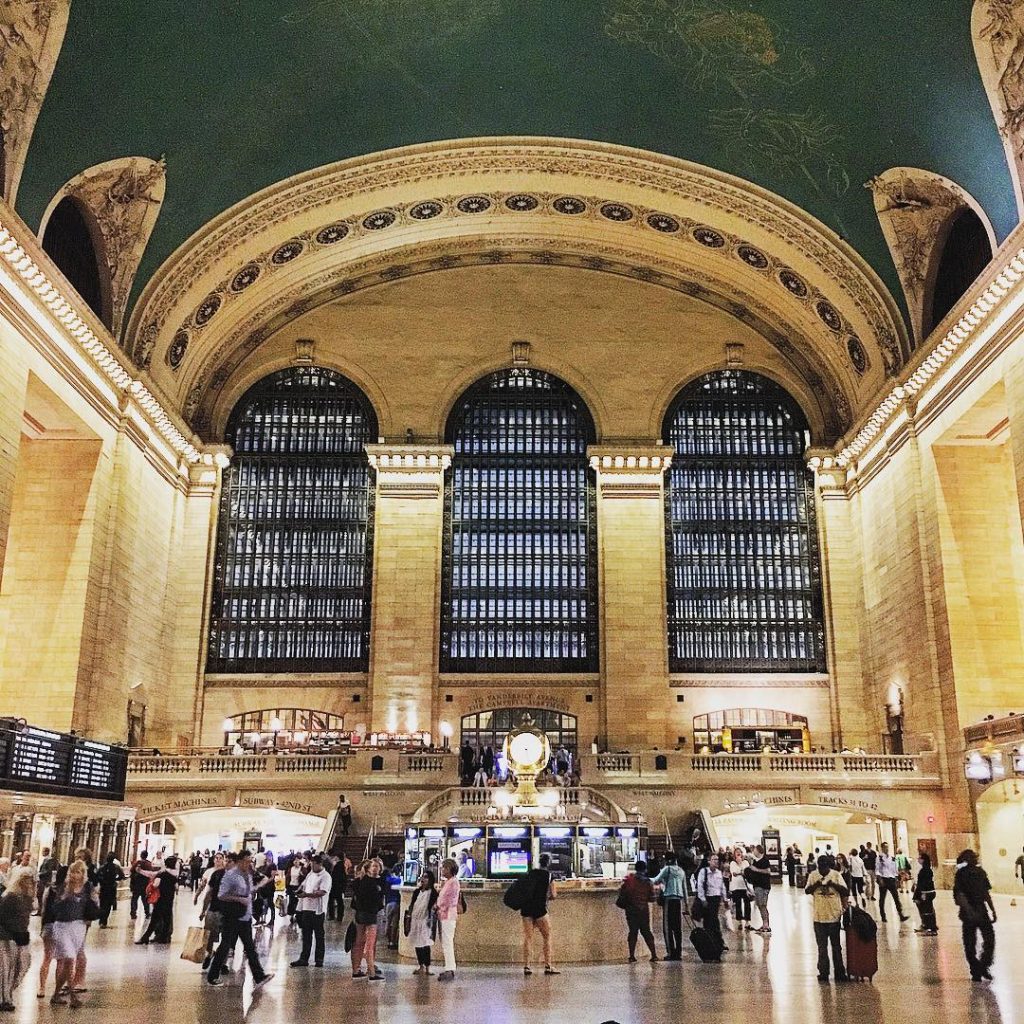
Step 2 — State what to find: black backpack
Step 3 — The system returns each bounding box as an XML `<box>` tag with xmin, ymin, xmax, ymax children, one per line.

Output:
<box><xmin>503</xmin><ymin>877</ymin><xmax>530</xmax><ymax>911</ymax></box>
<box><xmin>849</xmin><ymin>905</ymin><xmax>877</xmax><ymax>942</ymax></box>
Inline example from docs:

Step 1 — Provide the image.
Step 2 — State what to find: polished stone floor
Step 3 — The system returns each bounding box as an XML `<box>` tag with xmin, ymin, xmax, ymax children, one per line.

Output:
<box><xmin>10</xmin><ymin>887</ymin><xmax>1024</xmax><ymax>1023</ymax></box>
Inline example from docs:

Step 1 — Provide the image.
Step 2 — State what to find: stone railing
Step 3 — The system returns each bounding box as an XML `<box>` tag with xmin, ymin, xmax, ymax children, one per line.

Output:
<box><xmin>275</xmin><ymin>754</ymin><xmax>349</xmax><ymax>773</ymax></box>
<box><xmin>580</xmin><ymin>751</ymin><xmax>937</xmax><ymax>785</ymax></box>
<box><xmin>401</xmin><ymin>754</ymin><xmax>453</xmax><ymax>774</ymax></box>
<box><xmin>964</xmin><ymin>715</ymin><xmax>1024</xmax><ymax>745</ymax></box>
<box><xmin>596</xmin><ymin>754</ymin><xmax>639</xmax><ymax>773</ymax></box>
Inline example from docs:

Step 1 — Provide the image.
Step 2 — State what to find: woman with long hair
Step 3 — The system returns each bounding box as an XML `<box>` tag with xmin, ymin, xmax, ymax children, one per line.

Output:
<box><xmin>406</xmin><ymin>870</ymin><xmax>438</xmax><ymax>975</ymax></box>
<box><xmin>350</xmin><ymin>860</ymin><xmax>384</xmax><ymax>981</ymax></box>
<box><xmin>42</xmin><ymin>861</ymin><xmax>92</xmax><ymax>1008</ymax></box>
<box><xmin>0</xmin><ymin>871</ymin><xmax>35</xmax><ymax>1010</ymax></box>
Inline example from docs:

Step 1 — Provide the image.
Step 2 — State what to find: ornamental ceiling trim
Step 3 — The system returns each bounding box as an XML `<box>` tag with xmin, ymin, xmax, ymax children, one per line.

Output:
<box><xmin>126</xmin><ymin>139</ymin><xmax>907</xmax><ymax>412</ymax></box>
<box><xmin>191</xmin><ymin>236</ymin><xmax>851</xmax><ymax>443</ymax></box>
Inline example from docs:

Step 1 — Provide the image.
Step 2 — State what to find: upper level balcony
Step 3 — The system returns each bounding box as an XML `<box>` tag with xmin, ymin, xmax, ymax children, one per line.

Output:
<box><xmin>124</xmin><ymin>747</ymin><xmax>941</xmax><ymax>793</ymax></box>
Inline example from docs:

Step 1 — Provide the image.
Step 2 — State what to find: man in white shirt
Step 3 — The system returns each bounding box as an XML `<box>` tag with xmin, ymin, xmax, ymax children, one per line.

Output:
<box><xmin>847</xmin><ymin>849</ymin><xmax>866</xmax><ymax>907</ymax></box>
<box><xmin>696</xmin><ymin>854</ymin><xmax>727</xmax><ymax>950</ymax></box>
<box><xmin>876</xmin><ymin>842</ymin><xmax>909</xmax><ymax>923</ymax></box>
<box><xmin>290</xmin><ymin>854</ymin><xmax>332</xmax><ymax>968</ymax></box>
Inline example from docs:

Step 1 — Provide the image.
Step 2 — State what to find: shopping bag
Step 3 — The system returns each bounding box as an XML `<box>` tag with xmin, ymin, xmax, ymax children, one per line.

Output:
<box><xmin>180</xmin><ymin>926</ymin><xmax>208</xmax><ymax>963</ymax></box>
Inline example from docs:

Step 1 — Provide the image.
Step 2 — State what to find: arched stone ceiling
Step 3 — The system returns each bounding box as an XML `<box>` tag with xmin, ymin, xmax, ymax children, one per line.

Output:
<box><xmin>14</xmin><ymin>0</ymin><xmax>1016</xmax><ymax>311</ymax></box>
<box><xmin>126</xmin><ymin>139</ymin><xmax>907</xmax><ymax>443</ymax></box>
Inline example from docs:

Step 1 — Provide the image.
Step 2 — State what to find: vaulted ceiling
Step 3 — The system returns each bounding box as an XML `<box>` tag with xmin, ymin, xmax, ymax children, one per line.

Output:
<box><xmin>14</xmin><ymin>0</ymin><xmax>1016</xmax><ymax>315</ymax></box>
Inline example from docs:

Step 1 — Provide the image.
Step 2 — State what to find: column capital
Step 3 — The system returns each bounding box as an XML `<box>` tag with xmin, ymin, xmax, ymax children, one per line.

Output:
<box><xmin>805</xmin><ymin>447</ymin><xmax>848</xmax><ymax>493</ymax></box>
<box><xmin>366</xmin><ymin>444</ymin><xmax>454</xmax><ymax>499</ymax></box>
<box><xmin>188</xmin><ymin>444</ymin><xmax>232</xmax><ymax>493</ymax></box>
<box><xmin>588</xmin><ymin>444</ymin><xmax>671</xmax><ymax>498</ymax></box>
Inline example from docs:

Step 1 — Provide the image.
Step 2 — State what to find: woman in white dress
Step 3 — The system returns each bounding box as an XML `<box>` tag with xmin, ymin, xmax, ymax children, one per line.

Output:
<box><xmin>406</xmin><ymin>870</ymin><xmax>438</xmax><ymax>974</ymax></box>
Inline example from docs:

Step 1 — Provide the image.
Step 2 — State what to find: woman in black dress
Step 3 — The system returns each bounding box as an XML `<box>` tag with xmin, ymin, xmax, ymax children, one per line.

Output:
<box><xmin>521</xmin><ymin>853</ymin><xmax>559</xmax><ymax>975</ymax></box>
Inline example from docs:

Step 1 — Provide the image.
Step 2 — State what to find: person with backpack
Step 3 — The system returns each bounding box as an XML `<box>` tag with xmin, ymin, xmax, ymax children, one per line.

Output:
<box><xmin>519</xmin><ymin>853</ymin><xmax>559</xmax><ymax>976</ymax></box>
<box><xmin>96</xmin><ymin>853</ymin><xmax>124</xmax><ymax>928</ymax></box>
<box><xmin>805</xmin><ymin>854</ymin><xmax>848</xmax><ymax>982</ymax></box>
<box><xmin>651</xmin><ymin>852</ymin><xmax>686</xmax><ymax>959</ymax></box>
<box><xmin>406</xmin><ymin>870</ymin><xmax>438</xmax><ymax>974</ymax></box>
<box><xmin>952</xmin><ymin>849</ymin><xmax>996</xmax><ymax>981</ymax></box>
<box><xmin>129</xmin><ymin>851</ymin><xmax>153</xmax><ymax>921</ymax></box>
<box><xmin>617</xmin><ymin>861</ymin><xmax>659</xmax><ymax>964</ymax></box>
<box><xmin>912</xmin><ymin>852</ymin><xmax>938</xmax><ymax>936</ymax></box>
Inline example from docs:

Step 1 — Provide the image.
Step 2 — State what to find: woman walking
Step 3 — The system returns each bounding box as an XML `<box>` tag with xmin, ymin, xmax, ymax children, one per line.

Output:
<box><xmin>521</xmin><ymin>853</ymin><xmax>559</xmax><ymax>975</ymax></box>
<box><xmin>407</xmin><ymin>870</ymin><xmax>438</xmax><ymax>975</ymax></box>
<box><xmin>0</xmin><ymin>872</ymin><xmax>34</xmax><ymax>1010</ymax></box>
<box><xmin>435</xmin><ymin>858</ymin><xmax>461</xmax><ymax>981</ymax></box>
<box><xmin>350</xmin><ymin>860</ymin><xmax>384</xmax><ymax>981</ymax></box>
<box><xmin>618</xmin><ymin>861</ymin><xmax>659</xmax><ymax>963</ymax></box>
<box><xmin>728</xmin><ymin>848</ymin><xmax>751</xmax><ymax>930</ymax></box>
<box><xmin>97</xmin><ymin>853</ymin><xmax>124</xmax><ymax>928</ymax></box>
<box><xmin>913</xmin><ymin>853</ymin><xmax>938</xmax><ymax>935</ymax></box>
<box><xmin>42</xmin><ymin>861</ymin><xmax>92</xmax><ymax>1008</ymax></box>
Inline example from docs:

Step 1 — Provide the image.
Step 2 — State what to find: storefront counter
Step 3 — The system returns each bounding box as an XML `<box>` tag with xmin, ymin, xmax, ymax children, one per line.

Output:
<box><xmin>397</xmin><ymin>879</ymin><xmax>632</xmax><ymax>964</ymax></box>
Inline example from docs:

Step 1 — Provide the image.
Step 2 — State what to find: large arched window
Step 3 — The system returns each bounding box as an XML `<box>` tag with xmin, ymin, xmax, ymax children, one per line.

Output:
<box><xmin>207</xmin><ymin>366</ymin><xmax>377</xmax><ymax>672</ymax></box>
<box><xmin>41</xmin><ymin>196</ymin><xmax>108</xmax><ymax>326</ymax></box>
<box><xmin>930</xmin><ymin>208</ymin><xmax>992</xmax><ymax>331</ymax></box>
<box><xmin>441</xmin><ymin>369</ymin><xmax>597</xmax><ymax>673</ymax></box>
<box><xmin>664</xmin><ymin>370</ymin><xmax>825</xmax><ymax>673</ymax></box>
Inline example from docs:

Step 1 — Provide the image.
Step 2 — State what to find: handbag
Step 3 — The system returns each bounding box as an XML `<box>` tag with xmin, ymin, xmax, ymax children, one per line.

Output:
<box><xmin>146</xmin><ymin>878</ymin><xmax>160</xmax><ymax>905</ymax></box>
<box><xmin>503</xmin><ymin>878</ymin><xmax>529</xmax><ymax>911</ymax></box>
<box><xmin>690</xmin><ymin>897</ymin><xmax>706</xmax><ymax>923</ymax></box>
<box><xmin>344</xmin><ymin>920</ymin><xmax>357</xmax><ymax>952</ymax></box>
<box><xmin>614</xmin><ymin>885</ymin><xmax>630</xmax><ymax>911</ymax></box>
<box><xmin>458</xmin><ymin>893</ymin><xmax>468</xmax><ymax>915</ymax></box>
<box><xmin>82</xmin><ymin>892</ymin><xmax>101</xmax><ymax>922</ymax></box>
<box><xmin>180</xmin><ymin>926</ymin><xmax>208</xmax><ymax>963</ymax></box>
<box><xmin>402</xmin><ymin>907</ymin><xmax>412</xmax><ymax>937</ymax></box>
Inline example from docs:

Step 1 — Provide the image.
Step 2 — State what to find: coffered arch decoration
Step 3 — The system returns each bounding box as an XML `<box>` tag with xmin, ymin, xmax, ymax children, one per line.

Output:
<box><xmin>0</xmin><ymin>0</ymin><xmax>71</xmax><ymax>204</ymax></box>
<box><xmin>973</xmin><ymin>1</ymin><xmax>1024</xmax><ymax>218</ymax></box>
<box><xmin>866</xmin><ymin>167</ymin><xmax>996</xmax><ymax>347</ymax></box>
<box><xmin>126</xmin><ymin>138</ymin><xmax>909</xmax><ymax>443</ymax></box>
<box><xmin>39</xmin><ymin>156</ymin><xmax>166</xmax><ymax>338</ymax></box>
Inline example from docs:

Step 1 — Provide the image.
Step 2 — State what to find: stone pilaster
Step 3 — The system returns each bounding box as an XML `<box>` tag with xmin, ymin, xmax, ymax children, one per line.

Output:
<box><xmin>806</xmin><ymin>450</ymin><xmax>869</xmax><ymax>748</ymax></box>
<box><xmin>365</xmin><ymin>445</ymin><xmax>453</xmax><ymax>737</ymax></box>
<box><xmin>589</xmin><ymin>445</ymin><xmax>672</xmax><ymax>749</ymax></box>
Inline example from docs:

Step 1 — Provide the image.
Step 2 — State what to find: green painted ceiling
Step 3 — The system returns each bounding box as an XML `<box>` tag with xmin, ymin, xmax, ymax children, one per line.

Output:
<box><xmin>17</xmin><ymin>0</ymin><xmax>1017</xmax><ymax>321</ymax></box>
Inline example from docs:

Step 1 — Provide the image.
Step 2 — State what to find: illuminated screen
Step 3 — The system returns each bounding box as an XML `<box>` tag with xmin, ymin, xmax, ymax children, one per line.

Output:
<box><xmin>488</xmin><ymin>839</ymin><xmax>531</xmax><ymax>876</ymax></box>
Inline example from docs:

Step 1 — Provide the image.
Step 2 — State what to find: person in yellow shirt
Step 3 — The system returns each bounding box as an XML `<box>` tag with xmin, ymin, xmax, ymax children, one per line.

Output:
<box><xmin>805</xmin><ymin>855</ymin><xmax>849</xmax><ymax>983</ymax></box>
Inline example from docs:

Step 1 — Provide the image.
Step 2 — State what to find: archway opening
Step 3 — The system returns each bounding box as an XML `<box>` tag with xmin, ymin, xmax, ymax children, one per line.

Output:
<box><xmin>976</xmin><ymin>778</ymin><xmax>1024</xmax><ymax>893</ymax></box>
<box><xmin>41</xmin><ymin>196</ymin><xmax>108</xmax><ymax>327</ymax></box>
<box><xmin>929</xmin><ymin>207</ymin><xmax>993</xmax><ymax>332</ymax></box>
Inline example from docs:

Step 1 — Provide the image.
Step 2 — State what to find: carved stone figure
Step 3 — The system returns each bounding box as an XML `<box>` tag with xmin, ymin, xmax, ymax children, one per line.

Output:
<box><xmin>0</xmin><ymin>1</ymin><xmax>70</xmax><ymax>202</ymax></box>
<box><xmin>974</xmin><ymin>0</ymin><xmax>1024</xmax><ymax>211</ymax></box>
<box><xmin>42</xmin><ymin>156</ymin><xmax>167</xmax><ymax>339</ymax></box>
<box><xmin>866</xmin><ymin>168</ymin><xmax>987</xmax><ymax>345</ymax></box>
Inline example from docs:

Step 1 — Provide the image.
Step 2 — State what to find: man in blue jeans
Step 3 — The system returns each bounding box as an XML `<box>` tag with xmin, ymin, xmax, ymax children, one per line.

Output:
<box><xmin>651</xmin><ymin>852</ymin><xmax>686</xmax><ymax>960</ymax></box>
<box><xmin>207</xmin><ymin>850</ymin><xmax>275</xmax><ymax>990</ymax></box>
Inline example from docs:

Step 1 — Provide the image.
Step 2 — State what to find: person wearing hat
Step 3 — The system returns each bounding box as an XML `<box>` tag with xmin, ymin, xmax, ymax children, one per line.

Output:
<box><xmin>952</xmin><ymin>849</ymin><xmax>996</xmax><ymax>982</ymax></box>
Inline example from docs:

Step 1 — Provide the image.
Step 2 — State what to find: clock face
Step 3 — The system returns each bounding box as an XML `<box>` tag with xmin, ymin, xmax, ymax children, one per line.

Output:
<box><xmin>509</xmin><ymin>732</ymin><xmax>544</xmax><ymax>767</ymax></box>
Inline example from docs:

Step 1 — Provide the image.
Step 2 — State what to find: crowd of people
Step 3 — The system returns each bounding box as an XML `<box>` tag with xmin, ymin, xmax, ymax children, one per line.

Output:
<box><xmin>0</xmin><ymin>833</ymin><xmax>1004</xmax><ymax>1010</ymax></box>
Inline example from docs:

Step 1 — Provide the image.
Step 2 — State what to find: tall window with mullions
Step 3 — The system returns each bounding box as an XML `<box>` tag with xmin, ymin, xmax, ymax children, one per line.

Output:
<box><xmin>441</xmin><ymin>369</ymin><xmax>598</xmax><ymax>673</ymax></box>
<box><xmin>664</xmin><ymin>370</ymin><xmax>826</xmax><ymax>673</ymax></box>
<box><xmin>207</xmin><ymin>366</ymin><xmax>377</xmax><ymax>672</ymax></box>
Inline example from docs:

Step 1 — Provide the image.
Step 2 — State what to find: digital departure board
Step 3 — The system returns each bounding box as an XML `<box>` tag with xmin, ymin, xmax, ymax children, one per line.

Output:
<box><xmin>0</xmin><ymin>721</ymin><xmax>127</xmax><ymax>801</ymax></box>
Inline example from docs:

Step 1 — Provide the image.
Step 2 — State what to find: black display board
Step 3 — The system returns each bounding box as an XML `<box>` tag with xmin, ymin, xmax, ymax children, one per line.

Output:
<box><xmin>0</xmin><ymin>722</ymin><xmax>127</xmax><ymax>801</ymax></box>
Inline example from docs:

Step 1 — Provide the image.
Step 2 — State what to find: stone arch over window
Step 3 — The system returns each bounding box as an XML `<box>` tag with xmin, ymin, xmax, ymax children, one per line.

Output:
<box><xmin>663</xmin><ymin>370</ymin><xmax>826</xmax><ymax>674</ymax></box>
<box><xmin>867</xmin><ymin>168</ymin><xmax>996</xmax><ymax>346</ymax></box>
<box><xmin>206</xmin><ymin>366</ymin><xmax>377</xmax><ymax>673</ymax></box>
<box><xmin>441</xmin><ymin>368</ymin><xmax>598</xmax><ymax>673</ymax></box>
<box><xmin>40</xmin><ymin>195</ymin><xmax>110</xmax><ymax>327</ymax></box>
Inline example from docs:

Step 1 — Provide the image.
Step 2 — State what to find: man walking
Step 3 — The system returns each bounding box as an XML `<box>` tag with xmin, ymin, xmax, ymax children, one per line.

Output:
<box><xmin>805</xmin><ymin>854</ymin><xmax>848</xmax><ymax>982</ymax></box>
<box><xmin>651</xmin><ymin>852</ymin><xmax>686</xmax><ymax>959</ymax></box>
<box><xmin>875</xmin><ymin>843</ymin><xmax>909</xmax><ymax>923</ymax></box>
<box><xmin>862</xmin><ymin>843</ymin><xmax>877</xmax><ymax>901</ymax></box>
<box><xmin>207</xmin><ymin>850</ymin><xmax>274</xmax><ymax>990</ymax></box>
<box><xmin>953</xmin><ymin>849</ymin><xmax>996</xmax><ymax>982</ymax></box>
<box><xmin>291</xmin><ymin>854</ymin><xmax>331</xmax><ymax>968</ymax></box>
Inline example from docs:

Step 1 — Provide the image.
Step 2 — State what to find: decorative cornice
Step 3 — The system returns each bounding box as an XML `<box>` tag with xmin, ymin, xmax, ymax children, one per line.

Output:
<box><xmin>366</xmin><ymin>443</ymin><xmax>453</xmax><ymax>499</ymax></box>
<box><xmin>589</xmin><ymin>444</ymin><xmax>671</xmax><ymax>499</ymax></box>
<box><xmin>0</xmin><ymin>204</ymin><xmax>210</xmax><ymax>472</ymax></box>
<box><xmin>836</xmin><ymin>240</ymin><xmax>1024</xmax><ymax>470</ymax></box>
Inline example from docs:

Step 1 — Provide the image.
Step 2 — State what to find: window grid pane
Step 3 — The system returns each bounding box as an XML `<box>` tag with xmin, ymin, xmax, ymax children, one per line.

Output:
<box><xmin>441</xmin><ymin>369</ymin><xmax>598</xmax><ymax>673</ymax></box>
<box><xmin>664</xmin><ymin>371</ymin><xmax>826</xmax><ymax>673</ymax></box>
<box><xmin>207</xmin><ymin>367</ymin><xmax>377</xmax><ymax>673</ymax></box>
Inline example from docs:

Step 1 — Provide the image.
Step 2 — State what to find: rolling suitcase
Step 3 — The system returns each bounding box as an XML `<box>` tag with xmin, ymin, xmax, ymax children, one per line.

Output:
<box><xmin>689</xmin><ymin>926</ymin><xmax>724</xmax><ymax>963</ymax></box>
<box><xmin>845</xmin><ymin>924</ymin><xmax>878</xmax><ymax>981</ymax></box>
